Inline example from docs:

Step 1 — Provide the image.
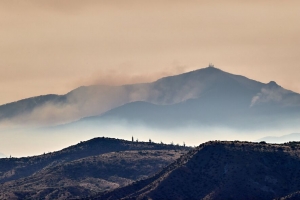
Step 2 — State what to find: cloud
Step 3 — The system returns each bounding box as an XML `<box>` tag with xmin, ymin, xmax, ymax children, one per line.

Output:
<box><xmin>0</xmin><ymin>64</ymin><xmax>198</xmax><ymax>128</ymax></box>
<box><xmin>0</xmin><ymin>103</ymin><xmax>80</xmax><ymax>128</ymax></box>
<box><xmin>73</xmin><ymin>64</ymin><xmax>189</xmax><ymax>87</ymax></box>
<box><xmin>250</xmin><ymin>86</ymin><xmax>300</xmax><ymax>107</ymax></box>
<box><xmin>251</xmin><ymin>88</ymin><xmax>283</xmax><ymax>106</ymax></box>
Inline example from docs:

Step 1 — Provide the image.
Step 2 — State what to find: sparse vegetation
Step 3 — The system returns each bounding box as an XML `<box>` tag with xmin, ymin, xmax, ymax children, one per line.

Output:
<box><xmin>0</xmin><ymin>137</ymin><xmax>190</xmax><ymax>199</ymax></box>
<box><xmin>96</xmin><ymin>141</ymin><xmax>300</xmax><ymax>200</ymax></box>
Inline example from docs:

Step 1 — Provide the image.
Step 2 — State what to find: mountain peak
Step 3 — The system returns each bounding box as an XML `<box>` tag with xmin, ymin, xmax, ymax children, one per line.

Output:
<box><xmin>266</xmin><ymin>81</ymin><xmax>280</xmax><ymax>88</ymax></box>
<box><xmin>268</xmin><ymin>80</ymin><xmax>278</xmax><ymax>85</ymax></box>
<box><xmin>154</xmin><ymin>65</ymin><xmax>224</xmax><ymax>84</ymax></box>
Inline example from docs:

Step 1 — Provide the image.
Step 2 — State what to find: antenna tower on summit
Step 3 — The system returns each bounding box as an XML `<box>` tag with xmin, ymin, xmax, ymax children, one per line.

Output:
<box><xmin>209</xmin><ymin>63</ymin><xmax>214</xmax><ymax>68</ymax></box>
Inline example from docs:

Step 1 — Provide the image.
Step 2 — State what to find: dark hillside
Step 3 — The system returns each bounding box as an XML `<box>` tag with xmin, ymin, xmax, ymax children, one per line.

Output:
<box><xmin>95</xmin><ymin>141</ymin><xmax>300</xmax><ymax>200</ymax></box>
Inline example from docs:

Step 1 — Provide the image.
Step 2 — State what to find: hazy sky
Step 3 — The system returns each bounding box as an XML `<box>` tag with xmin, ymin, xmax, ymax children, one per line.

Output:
<box><xmin>0</xmin><ymin>0</ymin><xmax>299</xmax><ymax>105</ymax></box>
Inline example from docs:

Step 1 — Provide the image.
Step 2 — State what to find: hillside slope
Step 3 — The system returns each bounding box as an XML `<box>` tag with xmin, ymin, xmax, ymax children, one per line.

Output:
<box><xmin>96</xmin><ymin>141</ymin><xmax>300</xmax><ymax>200</ymax></box>
<box><xmin>0</xmin><ymin>149</ymin><xmax>187</xmax><ymax>200</ymax></box>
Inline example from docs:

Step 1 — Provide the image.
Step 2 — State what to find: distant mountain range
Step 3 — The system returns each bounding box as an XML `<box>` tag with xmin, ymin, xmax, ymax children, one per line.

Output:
<box><xmin>1</xmin><ymin>66</ymin><xmax>300</xmax><ymax>131</ymax></box>
<box><xmin>0</xmin><ymin>137</ymin><xmax>190</xmax><ymax>199</ymax></box>
<box><xmin>95</xmin><ymin>141</ymin><xmax>300</xmax><ymax>200</ymax></box>
<box><xmin>0</xmin><ymin>153</ymin><xmax>5</xmax><ymax>158</ymax></box>
<box><xmin>257</xmin><ymin>133</ymin><xmax>300</xmax><ymax>143</ymax></box>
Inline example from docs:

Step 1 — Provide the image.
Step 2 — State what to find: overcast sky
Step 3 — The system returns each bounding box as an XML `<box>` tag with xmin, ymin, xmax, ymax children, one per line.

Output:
<box><xmin>0</xmin><ymin>0</ymin><xmax>299</xmax><ymax>105</ymax></box>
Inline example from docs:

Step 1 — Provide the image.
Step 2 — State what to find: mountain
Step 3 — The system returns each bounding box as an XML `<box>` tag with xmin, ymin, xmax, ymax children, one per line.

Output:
<box><xmin>257</xmin><ymin>133</ymin><xmax>300</xmax><ymax>143</ymax></box>
<box><xmin>68</xmin><ymin>67</ymin><xmax>300</xmax><ymax>130</ymax></box>
<box><xmin>0</xmin><ymin>137</ymin><xmax>190</xmax><ymax>199</ymax></box>
<box><xmin>2</xmin><ymin>66</ymin><xmax>300</xmax><ymax>129</ymax></box>
<box><xmin>0</xmin><ymin>153</ymin><xmax>6</xmax><ymax>158</ymax></box>
<box><xmin>95</xmin><ymin>141</ymin><xmax>300</xmax><ymax>200</ymax></box>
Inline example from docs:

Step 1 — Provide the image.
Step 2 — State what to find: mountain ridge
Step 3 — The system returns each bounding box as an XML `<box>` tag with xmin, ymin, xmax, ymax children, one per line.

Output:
<box><xmin>94</xmin><ymin>141</ymin><xmax>300</xmax><ymax>200</ymax></box>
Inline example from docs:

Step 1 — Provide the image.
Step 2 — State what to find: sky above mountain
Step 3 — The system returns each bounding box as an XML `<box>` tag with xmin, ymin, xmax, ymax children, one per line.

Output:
<box><xmin>0</xmin><ymin>0</ymin><xmax>299</xmax><ymax>105</ymax></box>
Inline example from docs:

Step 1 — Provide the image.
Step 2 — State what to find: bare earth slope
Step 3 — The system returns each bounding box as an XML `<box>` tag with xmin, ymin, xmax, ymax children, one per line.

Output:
<box><xmin>95</xmin><ymin>141</ymin><xmax>300</xmax><ymax>200</ymax></box>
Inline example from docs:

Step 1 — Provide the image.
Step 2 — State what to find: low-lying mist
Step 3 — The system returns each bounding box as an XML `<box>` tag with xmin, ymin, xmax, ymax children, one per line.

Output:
<box><xmin>1</xmin><ymin>122</ymin><xmax>300</xmax><ymax>158</ymax></box>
